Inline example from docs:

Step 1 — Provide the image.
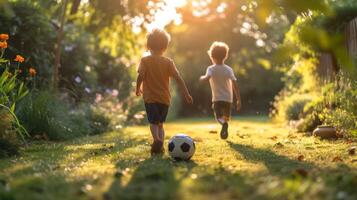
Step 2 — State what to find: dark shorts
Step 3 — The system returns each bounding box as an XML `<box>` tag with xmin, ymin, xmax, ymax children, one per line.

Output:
<box><xmin>212</xmin><ymin>101</ymin><xmax>232</xmax><ymax>120</ymax></box>
<box><xmin>145</xmin><ymin>103</ymin><xmax>169</xmax><ymax>124</ymax></box>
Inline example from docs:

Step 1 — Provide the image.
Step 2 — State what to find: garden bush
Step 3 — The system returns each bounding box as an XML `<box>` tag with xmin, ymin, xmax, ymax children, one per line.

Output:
<box><xmin>319</xmin><ymin>75</ymin><xmax>357</xmax><ymax>136</ymax></box>
<box><xmin>0</xmin><ymin>111</ymin><xmax>20</xmax><ymax>158</ymax></box>
<box><xmin>16</xmin><ymin>91</ymin><xmax>110</xmax><ymax>140</ymax></box>
<box><xmin>0</xmin><ymin>138</ymin><xmax>18</xmax><ymax>158</ymax></box>
<box><xmin>0</xmin><ymin>1</ymin><xmax>56</xmax><ymax>87</ymax></box>
<box><xmin>16</xmin><ymin>91</ymin><xmax>79</xmax><ymax>140</ymax></box>
<box><xmin>288</xmin><ymin>74</ymin><xmax>357</xmax><ymax>137</ymax></box>
<box><xmin>271</xmin><ymin>91</ymin><xmax>313</xmax><ymax>122</ymax></box>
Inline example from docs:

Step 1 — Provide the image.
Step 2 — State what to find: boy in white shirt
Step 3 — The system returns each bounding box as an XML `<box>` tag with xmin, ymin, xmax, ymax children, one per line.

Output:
<box><xmin>200</xmin><ymin>42</ymin><xmax>241</xmax><ymax>139</ymax></box>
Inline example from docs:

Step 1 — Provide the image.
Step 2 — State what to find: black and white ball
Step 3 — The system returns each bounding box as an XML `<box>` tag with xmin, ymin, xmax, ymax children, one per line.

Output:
<box><xmin>168</xmin><ymin>134</ymin><xmax>195</xmax><ymax>161</ymax></box>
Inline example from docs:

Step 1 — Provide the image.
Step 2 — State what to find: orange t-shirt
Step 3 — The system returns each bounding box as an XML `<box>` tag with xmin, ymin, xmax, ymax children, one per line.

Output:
<box><xmin>138</xmin><ymin>55</ymin><xmax>179</xmax><ymax>105</ymax></box>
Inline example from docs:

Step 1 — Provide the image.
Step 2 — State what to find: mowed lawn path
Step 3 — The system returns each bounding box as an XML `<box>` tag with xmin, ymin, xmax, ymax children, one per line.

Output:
<box><xmin>1</xmin><ymin>117</ymin><xmax>356</xmax><ymax>200</ymax></box>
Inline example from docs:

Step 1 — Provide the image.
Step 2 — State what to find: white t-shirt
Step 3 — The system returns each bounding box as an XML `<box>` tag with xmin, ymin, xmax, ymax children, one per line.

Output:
<box><xmin>205</xmin><ymin>64</ymin><xmax>237</xmax><ymax>103</ymax></box>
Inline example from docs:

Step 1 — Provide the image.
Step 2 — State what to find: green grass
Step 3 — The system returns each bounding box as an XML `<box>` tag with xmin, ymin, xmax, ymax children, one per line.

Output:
<box><xmin>0</xmin><ymin>116</ymin><xmax>356</xmax><ymax>200</ymax></box>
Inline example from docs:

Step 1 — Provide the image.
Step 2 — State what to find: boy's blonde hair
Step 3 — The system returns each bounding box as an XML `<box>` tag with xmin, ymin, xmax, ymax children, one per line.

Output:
<box><xmin>147</xmin><ymin>28</ymin><xmax>171</xmax><ymax>52</ymax></box>
<box><xmin>208</xmin><ymin>41</ymin><xmax>229</xmax><ymax>62</ymax></box>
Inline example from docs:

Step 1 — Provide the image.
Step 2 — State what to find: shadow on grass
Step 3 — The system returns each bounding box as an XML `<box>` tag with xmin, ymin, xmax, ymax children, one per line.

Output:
<box><xmin>227</xmin><ymin>141</ymin><xmax>316</xmax><ymax>176</ymax></box>
<box><xmin>227</xmin><ymin>141</ymin><xmax>357</xmax><ymax>199</ymax></box>
<box><xmin>0</xmin><ymin>130</ymin><xmax>148</xmax><ymax>200</ymax></box>
<box><xmin>172</xmin><ymin>115</ymin><xmax>269</xmax><ymax>124</ymax></box>
<box><xmin>104</xmin><ymin>157</ymin><xmax>197</xmax><ymax>200</ymax></box>
<box><xmin>192</xmin><ymin>166</ymin><xmax>272</xmax><ymax>199</ymax></box>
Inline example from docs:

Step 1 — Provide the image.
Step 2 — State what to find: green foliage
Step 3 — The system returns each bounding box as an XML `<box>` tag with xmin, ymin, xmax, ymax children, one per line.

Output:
<box><xmin>285</xmin><ymin>98</ymin><xmax>310</xmax><ymax>121</ymax></box>
<box><xmin>0</xmin><ymin>38</ymin><xmax>31</xmax><ymax>141</ymax></box>
<box><xmin>281</xmin><ymin>73</ymin><xmax>357</xmax><ymax>137</ymax></box>
<box><xmin>272</xmin><ymin>2</ymin><xmax>357</xmax><ymax>137</ymax></box>
<box><xmin>16</xmin><ymin>91</ymin><xmax>77</xmax><ymax>140</ymax></box>
<box><xmin>0</xmin><ymin>138</ymin><xmax>18</xmax><ymax>158</ymax></box>
<box><xmin>272</xmin><ymin>92</ymin><xmax>313</xmax><ymax>122</ymax></box>
<box><xmin>0</xmin><ymin>110</ymin><xmax>21</xmax><ymax>158</ymax></box>
<box><xmin>0</xmin><ymin>68</ymin><xmax>28</xmax><ymax>109</ymax></box>
<box><xmin>0</xmin><ymin>1</ymin><xmax>56</xmax><ymax>86</ymax></box>
<box><xmin>16</xmin><ymin>91</ymin><xmax>110</xmax><ymax>140</ymax></box>
<box><xmin>319</xmin><ymin>75</ymin><xmax>357</xmax><ymax>136</ymax></box>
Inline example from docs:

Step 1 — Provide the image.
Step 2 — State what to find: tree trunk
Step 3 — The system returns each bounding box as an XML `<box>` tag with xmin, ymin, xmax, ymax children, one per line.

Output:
<box><xmin>345</xmin><ymin>17</ymin><xmax>357</xmax><ymax>59</ymax></box>
<box><xmin>53</xmin><ymin>0</ymin><xmax>69</xmax><ymax>90</ymax></box>
<box><xmin>70</xmin><ymin>0</ymin><xmax>81</xmax><ymax>15</ymax></box>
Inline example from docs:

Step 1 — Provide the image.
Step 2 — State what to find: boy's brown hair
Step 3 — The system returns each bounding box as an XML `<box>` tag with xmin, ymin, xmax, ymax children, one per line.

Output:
<box><xmin>208</xmin><ymin>41</ymin><xmax>229</xmax><ymax>62</ymax></box>
<box><xmin>147</xmin><ymin>29</ymin><xmax>171</xmax><ymax>52</ymax></box>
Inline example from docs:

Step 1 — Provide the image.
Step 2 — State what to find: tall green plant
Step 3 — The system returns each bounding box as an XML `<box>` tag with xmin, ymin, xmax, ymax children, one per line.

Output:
<box><xmin>0</xmin><ymin>33</ymin><xmax>32</xmax><ymax>140</ymax></box>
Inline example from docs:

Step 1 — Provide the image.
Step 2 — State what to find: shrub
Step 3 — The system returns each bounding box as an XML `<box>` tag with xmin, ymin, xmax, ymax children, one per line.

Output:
<box><xmin>271</xmin><ymin>91</ymin><xmax>313</xmax><ymax>122</ymax></box>
<box><xmin>319</xmin><ymin>75</ymin><xmax>357</xmax><ymax>136</ymax></box>
<box><xmin>93</xmin><ymin>93</ymin><xmax>130</xmax><ymax>127</ymax></box>
<box><xmin>285</xmin><ymin>97</ymin><xmax>311</xmax><ymax>120</ymax></box>
<box><xmin>78</xmin><ymin>103</ymin><xmax>111</xmax><ymax>135</ymax></box>
<box><xmin>16</xmin><ymin>91</ymin><xmax>75</xmax><ymax>140</ymax></box>
<box><xmin>0</xmin><ymin>138</ymin><xmax>18</xmax><ymax>158</ymax></box>
<box><xmin>0</xmin><ymin>1</ymin><xmax>56</xmax><ymax>86</ymax></box>
<box><xmin>297</xmin><ymin>112</ymin><xmax>322</xmax><ymax>132</ymax></box>
<box><xmin>0</xmin><ymin>111</ymin><xmax>20</xmax><ymax>158</ymax></box>
<box><xmin>1</xmin><ymin>33</ymin><xmax>32</xmax><ymax>141</ymax></box>
<box><xmin>16</xmin><ymin>91</ymin><xmax>112</xmax><ymax>140</ymax></box>
<box><xmin>291</xmin><ymin>74</ymin><xmax>357</xmax><ymax>137</ymax></box>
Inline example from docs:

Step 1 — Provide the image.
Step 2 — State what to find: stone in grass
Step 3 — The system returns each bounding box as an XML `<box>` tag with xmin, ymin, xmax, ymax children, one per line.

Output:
<box><xmin>297</xmin><ymin>155</ymin><xmax>305</xmax><ymax>161</ymax></box>
<box><xmin>348</xmin><ymin>146</ymin><xmax>356</xmax><ymax>155</ymax></box>
<box><xmin>313</xmin><ymin>125</ymin><xmax>338</xmax><ymax>139</ymax></box>
<box><xmin>114</xmin><ymin>169</ymin><xmax>124</xmax><ymax>178</ymax></box>
<box><xmin>293</xmin><ymin>168</ymin><xmax>308</xmax><ymax>178</ymax></box>
<box><xmin>209</xmin><ymin>130</ymin><xmax>217</xmax><ymax>134</ymax></box>
<box><xmin>332</xmin><ymin>156</ymin><xmax>343</xmax><ymax>162</ymax></box>
<box><xmin>273</xmin><ymin>142</ymin><xmax>284</xmax><ymax>148</ymax></box>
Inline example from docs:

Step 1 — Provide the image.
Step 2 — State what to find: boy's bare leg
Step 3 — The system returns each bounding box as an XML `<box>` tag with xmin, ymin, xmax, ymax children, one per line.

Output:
<box><xmin>217</xmin><ymin>117</ymin><xmax>226</xmax><ymax>125</ymax></box>
<box><xmin>158</xmin><ymin>124</ymin><xmax>165</xmax><ymax>152</ymax></box>
<box><xmin>150</xmin><ymin>124</ymin><xmax>163</xmax><ymax>154</ymax></box>
<box><xmin>158</xmin><ymin>123</ymin><xmax>165</xmax><ymax>142</ymax></box>
<box><xmin>150</xmin><ymin>124</ymin><xmax>160</xmax><ymax>141</ymax></box>
<box><xmin>220</xmin><ymin>116</ymin><xmax>229</xmax><ymax>140</ymax></box>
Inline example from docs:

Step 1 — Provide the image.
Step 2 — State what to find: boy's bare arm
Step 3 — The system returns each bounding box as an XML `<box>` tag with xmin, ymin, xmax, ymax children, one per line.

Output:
<box><xmin>232</xmin><ymin>80</ymin><xmax>242</xmax><ymax>111</ymax></box>
<box><xmin>172</xmin><ymin>72</ymin><xmax>193</xmax><ymax>104</ymax></box>
<box><xmin>136</xmin><ymin>74</ymin><xmax>143</xmax><ymax>96</ymax></box>
<box><xmin>200</xmin><ymin>75</ymin><xmax>210</xmax><ymax>82</ymax></box>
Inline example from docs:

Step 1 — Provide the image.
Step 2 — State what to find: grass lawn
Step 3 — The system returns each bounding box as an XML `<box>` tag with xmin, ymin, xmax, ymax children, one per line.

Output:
<box><xmin>0</xmin><ymin>116</ymin><xmax>356</xmax><ymax>200</ymax></box>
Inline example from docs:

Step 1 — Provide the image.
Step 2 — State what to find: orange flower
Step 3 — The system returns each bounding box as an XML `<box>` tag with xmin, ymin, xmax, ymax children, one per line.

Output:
<box><xmin>0</xmin><ymin>41</ymin><xmax>7</xmax><ymax>49</ymax></box>
<box><xmin>0</xmin><ymin>34</ymin><xmax>9</xmax><ymax>41</ymax></box>
<box><xmin>29</xmin><ymin>68</ymin><xmax>36</xmax><ymax>76</ymax></box>
<box><xmin>14</xmin><ymin>55</ymin><xmax>25</xmax><ymax>63</ymax></box>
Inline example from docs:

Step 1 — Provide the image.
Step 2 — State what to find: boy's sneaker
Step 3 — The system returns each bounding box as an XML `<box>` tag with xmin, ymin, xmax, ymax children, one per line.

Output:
<box><xmin>220</xmin><ymin>122</ymin><xmax>228</xmax><ymax>139</ymax></box>
<box><xmin>151</xmin><ymin>140</ymin><xmax>163</xmax><ymax>154</ymax></box>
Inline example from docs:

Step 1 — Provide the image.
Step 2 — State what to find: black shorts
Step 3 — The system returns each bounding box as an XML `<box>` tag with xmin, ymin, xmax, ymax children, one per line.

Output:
<box><xmin>145</xmin><ymin>103</ymin><xmax>169</xmax><ymax>124</ymax></box>
<box><xmin>212</xmin><ymin>101</ymin><xmax>232</xmax><ymax>120</ymax></box>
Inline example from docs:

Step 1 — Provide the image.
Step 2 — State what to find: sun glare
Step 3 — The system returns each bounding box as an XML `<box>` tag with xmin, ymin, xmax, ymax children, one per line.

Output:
<box><xmin>146</xmin><ymin>0</ymin><xmax>187</xmax><ymax>31</ymax></box>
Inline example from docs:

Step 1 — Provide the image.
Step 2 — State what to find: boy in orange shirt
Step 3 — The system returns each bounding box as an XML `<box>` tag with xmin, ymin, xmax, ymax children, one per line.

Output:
<box><xmin>136</xmin><ymin>29</ymin><xmax>193</xmax><ymax>154</ymax></box>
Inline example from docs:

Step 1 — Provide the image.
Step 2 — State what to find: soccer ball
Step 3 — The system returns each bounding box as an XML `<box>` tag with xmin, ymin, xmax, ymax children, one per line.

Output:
<box><xmin>168</xmin><ymin>134</ymin><xmax>195</xmax><ymax>161</ymax></box>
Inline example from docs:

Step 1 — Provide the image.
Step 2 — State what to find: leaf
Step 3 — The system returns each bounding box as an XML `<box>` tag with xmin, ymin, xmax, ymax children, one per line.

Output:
<box><xmin>10</xmin><ymin>103</ymin><xmax>15</xmax><ymax>112</ymax></box>
<box><xmin>332</xmin><ymin>156</ymin><xmax>343</xmax><ymax>162</ymax></box>
<box><xmin>0</xmin><ymin>58</ymin><xmax>8</xmax><ymax>63</ymax></box>
<box><xmin>348</xmin><ymin>146</ymin><xmax>356</xmax><ymax>155</ymax></box>
<box><xmin>293</xmin><ymin>168</ymin><xmax>308</xmax><ymax>178</ymax></box>
<box><xmin>269</xmin><ymin>136</ymin><xmax>278</xmax><ymax>140</ymax></box>
<box><xmin>297</xmin><ymin>155</ymin><xmax>305</xmax><ymax>161</ymax></box>
<box><xmin>193</xmin><ymin>137</ymin><xmax>203</xmax><ymax>142</ymax></box>
<box><xmin>274</xmin><ymin>142</ymin><xmax>284</xmax><ymax>148</ymax></box>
